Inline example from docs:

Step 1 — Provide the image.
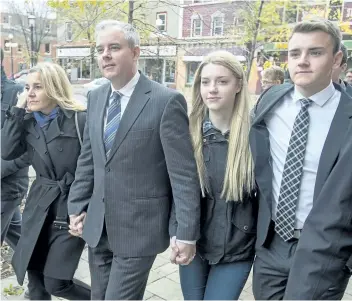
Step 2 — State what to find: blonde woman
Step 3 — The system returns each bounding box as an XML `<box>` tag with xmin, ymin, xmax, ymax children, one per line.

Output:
<box><xmin>1</xmin><ymin>62</ymin><xmax>90</xmax><ymax>300</ymax></box>
<box><xmin>179</xmin><ymin>51</ymin><xmax>257</xmax><ymax>300</ymax></box>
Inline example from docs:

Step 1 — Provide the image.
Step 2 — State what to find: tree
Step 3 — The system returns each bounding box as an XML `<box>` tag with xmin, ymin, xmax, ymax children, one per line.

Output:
<box><xmin>5</xmin><ymin>0</ymin><xmax>56</xmax><ymax>66</ymax></box>
<box><xmin>48</xmin><ymin>0</ymin><xmax>149</xmax><ymax>79</ymax></box>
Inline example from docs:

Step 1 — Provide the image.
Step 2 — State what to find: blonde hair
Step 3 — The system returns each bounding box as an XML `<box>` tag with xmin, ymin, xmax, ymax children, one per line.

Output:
<box><xmin>19</xmin><ymin>62</ymin><xmax>85</xmax><ymax>111</ymax></box>
<box><xmin>189</xmin><ymin>50</ymin><xmax>255</xmax><ymax>201</ymax></box>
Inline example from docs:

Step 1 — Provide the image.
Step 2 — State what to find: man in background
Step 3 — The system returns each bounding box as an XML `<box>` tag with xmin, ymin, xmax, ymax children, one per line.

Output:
<box><xmin>261</xmin><ymin>66</ymin><xmax>285</xmax><ymax>91</ymax></box>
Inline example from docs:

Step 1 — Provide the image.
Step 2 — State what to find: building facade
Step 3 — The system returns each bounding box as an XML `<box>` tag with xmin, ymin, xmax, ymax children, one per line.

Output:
<box><xmin>1</xmin><ymin>10</ymin><xmax>57</xmax><ymax>77</ymax></box>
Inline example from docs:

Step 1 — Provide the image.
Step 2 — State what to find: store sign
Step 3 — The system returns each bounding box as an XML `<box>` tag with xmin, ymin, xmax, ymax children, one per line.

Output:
<box><xmin>140</xmin><ymin>45</ymin><xmax>177</xmax><ymax>57</ymax></box>
<box><xmin>56</xmin><ymin>47</ymin><xmax>90</xmax><ymax>57</ymax></box>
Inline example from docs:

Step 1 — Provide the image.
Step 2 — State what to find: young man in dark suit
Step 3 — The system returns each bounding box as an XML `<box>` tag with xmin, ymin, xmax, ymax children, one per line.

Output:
<box><xmin>67</xmin><ymin>21</ymin><xmax>200</xmax><ymax>300</ymax></box>
<box><xmin>250</xmin><ymin>20</ymin><xmax>352</xmax><ymax>299</ymax></box>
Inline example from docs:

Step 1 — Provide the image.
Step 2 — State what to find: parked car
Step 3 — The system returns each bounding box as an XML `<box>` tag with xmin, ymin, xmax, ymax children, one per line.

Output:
<box><xmin>83</xmin><ymin>77</ymin><xmax>110</xmax><ymax>96</ymax></box>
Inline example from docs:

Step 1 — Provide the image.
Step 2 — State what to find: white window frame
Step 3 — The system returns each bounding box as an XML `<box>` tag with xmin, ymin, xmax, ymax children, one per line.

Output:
<box><xmin>156</xmin><ymin>12</ymin><xmax>167</xmax><ymax>32</ymax></box>
<box><xmin>211</xmin><ymin>11</ymin><xmax>224</xmax><ymax>36</ymax></box>
<box><xmin>65</xmin><ymin>22</ymin><xmax>73</xmax><ymax>41</ymax></box>
<box><xmin>347</xmin><ymin>8</ymin><xmax>352</xmax><ymax>18</ymax></box>
<box><xmin>191</xmin><ymin>14</ymin><xmax>202</xmax><ymax>37</ymax></box>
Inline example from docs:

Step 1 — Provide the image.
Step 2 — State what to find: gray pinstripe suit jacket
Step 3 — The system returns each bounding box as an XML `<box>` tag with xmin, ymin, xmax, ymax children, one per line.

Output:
<box><xmin>68</xmin><ymin>72</ymin><xmax>200</xmax><ymax>257</ymax></box>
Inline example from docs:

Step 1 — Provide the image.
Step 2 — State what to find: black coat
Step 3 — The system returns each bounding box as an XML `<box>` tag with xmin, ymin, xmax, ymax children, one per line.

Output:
<box><xmin>1</xmin><ymin>72</ymin><xmax>29</xmax><ymax>204</ymax></box>
<box><xmin>1</xmin><ymin>106</ymin><xmax>86</xmax><ymax>284</ymax></box>
<box><xmin>197</xmin><ymin>124</ymin><xmax>257</xmax><ymax>264</ymax></box>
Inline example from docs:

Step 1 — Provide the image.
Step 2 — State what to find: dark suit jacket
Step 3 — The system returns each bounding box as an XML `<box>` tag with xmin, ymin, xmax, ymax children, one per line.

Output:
<box><xmin>1</xmin><ymin>74</ymin><xmax>29</xmax><ymax>203</ymax></box>
<box><xmin>250</xmin><ymin>83</ymin><xmax>352</xmax><ymax>299</ymax></box>
<box><xmin>68</xmin><ymin>72</ymin><xmax>200</xmax><ymax>257</ymax></box>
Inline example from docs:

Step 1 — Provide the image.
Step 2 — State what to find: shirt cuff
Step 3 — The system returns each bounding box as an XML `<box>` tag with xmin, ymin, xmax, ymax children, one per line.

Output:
<box><xmin>176</xmin><ymin>239</ymin><xmax>196</xmax><ymax>245</ymax></box>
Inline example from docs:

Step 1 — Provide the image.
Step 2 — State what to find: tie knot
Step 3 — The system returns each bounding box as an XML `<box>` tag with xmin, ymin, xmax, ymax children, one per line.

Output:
<box><xmin>113</xmin><ymin>91</ymin><xmax>122</xmax><ymax>102</ymax></box>
<box><xmin>300</xmin><ymin>98</ymin><xmax>312</xmax><ymax>109</ymax></box>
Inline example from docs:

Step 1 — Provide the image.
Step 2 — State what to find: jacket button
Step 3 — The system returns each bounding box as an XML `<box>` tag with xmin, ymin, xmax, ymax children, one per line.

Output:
<box><xmin>106</xmin><ymin>167</ymin><xmax>110</xmax><ymax>172</ymax></box>
<box><xmin>243</xmin><ymin>225</ymin><xmax>249</xmax><ymax>231</ymax></box>
<box><xmin>58</xmin><ymin>147</ymin><xmax>63</xmax><ymax>152</ymax></box>
<box><xmin>203</xmin><ymin>138</ymin><xmax>206</xmax><ymax>142</ymax></box>
<box><xmin>45</xmin><ymin>151</ymin><xmax>48</xmax><ymax>155</ymax></box>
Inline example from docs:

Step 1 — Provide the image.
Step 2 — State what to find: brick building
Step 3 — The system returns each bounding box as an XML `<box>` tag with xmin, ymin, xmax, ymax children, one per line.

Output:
<box><xmin>1</xmin><ymin>11</ymin><xmax>57</xmax><ymax>77</ymax></box>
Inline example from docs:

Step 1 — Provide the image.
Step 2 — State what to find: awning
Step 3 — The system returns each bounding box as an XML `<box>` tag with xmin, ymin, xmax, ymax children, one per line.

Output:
<box><xmin>182</xmin><ymin>46</ymin><xmax>246</xmax><ymax>62</ymax></box>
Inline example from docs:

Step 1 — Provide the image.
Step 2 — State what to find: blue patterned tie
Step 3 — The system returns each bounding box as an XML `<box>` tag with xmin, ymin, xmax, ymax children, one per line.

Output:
<box><xmin>275</xmin><ymin>98</ymin><xmax>312</xmax><ymax>241</ymax></box>
<box><xmin>104</xmin><ymin>91</ymin><xmax>122</xmax><ymax>157</ymax></box>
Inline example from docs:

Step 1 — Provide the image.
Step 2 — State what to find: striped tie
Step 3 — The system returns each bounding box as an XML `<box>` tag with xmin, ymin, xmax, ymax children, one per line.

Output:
<box><xmin>275</xmin><ymin>98</ymin><xmax>312</xmax><ymax>241</ymax></box>
<box><xmin>104</xmin><ymin>91</ymin><xmax>122</xmax><ymax>157</ymax></box>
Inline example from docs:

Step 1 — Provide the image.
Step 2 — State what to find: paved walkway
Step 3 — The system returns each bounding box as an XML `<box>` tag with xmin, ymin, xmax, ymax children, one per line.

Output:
<box><xmin>2</xmin><ymin>169</ymin><xmax>352</xmax><ymax>300</ymax></box>
<box><xmin>2</xmin><ymin>246</ymin><xmax>352</xmax><ymax>300</ymax></box>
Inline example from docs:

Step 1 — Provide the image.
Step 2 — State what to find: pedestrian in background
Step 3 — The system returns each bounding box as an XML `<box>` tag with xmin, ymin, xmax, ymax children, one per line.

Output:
<box><xmin>332</xmin><ymin>44</ymin><xmax>352</xmax><ymax>96</ymax></box>
<box><xmin>0</xmin><ymin>47</ymin><xmax>29</xmax><ymax>251</ymax></box>
<box><xmin>261</xmin><ymin>66</ymin><xmax>285</xmax><ymax>91</ymax></box>
<box><xmin>175</xmin><ymin>50</ymin><xmax>257</xmax><ymax>300</ymax></box>
<box><xmin>1</xmin><ymin>62</ymin><xmax>90</xmax><ymax>300</ymax></box>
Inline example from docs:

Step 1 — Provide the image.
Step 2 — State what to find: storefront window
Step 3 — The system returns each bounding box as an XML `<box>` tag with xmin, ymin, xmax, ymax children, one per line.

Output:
<box><xmin>187</xmin><ymin>62</ymin><xmax>200</xmax><ymax>84</ymax></box>
<box><xmin>165</xmin><ymin>60</ymin><xmax>175</xmax><ymax>83</ymax></box>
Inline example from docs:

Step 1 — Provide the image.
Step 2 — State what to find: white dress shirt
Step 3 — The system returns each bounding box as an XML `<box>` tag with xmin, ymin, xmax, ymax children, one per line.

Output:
<box><xmin>264</xmin><ymin>82</ymin><xmax>340</xmax><ymax>229</ymax></box>
<box><xmin>104</xmin><ymin>71</ymin><xmax>140</xmax><ymax>130</ymax></box>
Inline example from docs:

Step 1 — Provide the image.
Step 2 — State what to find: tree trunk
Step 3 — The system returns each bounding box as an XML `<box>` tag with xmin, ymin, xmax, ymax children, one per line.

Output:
<box><xmin>246</xmin><ymin>0</ymin><xmax>265</xmax><ymax>80</ymax></box>
<box><xmin>128</xmin><ymin>0</ymin><xmax>134</xmax><ymax>24</ymax></box>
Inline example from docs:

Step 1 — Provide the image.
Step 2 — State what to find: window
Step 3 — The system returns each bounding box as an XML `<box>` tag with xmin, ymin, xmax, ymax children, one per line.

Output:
<box><xmin>3</xmin><ymin>15</ymin><xmax>9</xmax><ymax>24</ymax></box>
<box><xmin>4</xmin><ymin>40</ymin><xmax>10</xmax><ymax>52</ymax></box>
<box><xmin>45</xmin><ymin>43</ymin><xmax>50</xmax><ymax>54</ymax></box>
<box><xmin>347</xmin><ymin>8</ymin><xmax>352</xmax><ymax>18</ymax></box>
<box><xmin>65</xmin><ymin>22</ymin><xmax>73</xmax><ymax>41</ymax></box>
<box><xmin>211</xmin><ymin>12</ymin><xmax>224</xmax><ymax>36</ymax></box>
<box><xmin>156</xmin><ymin>12</ymin><xmax>167</xmax><ymax>32</ymax></box>
<box><xmin>17</xmin><ymin>44</ymin><xmax>22</xmax><ymax>52</ymax></box>
<box><xmin>165</xmin><ymin>60</ymin><xmax>175</xmax><ymax>83</ymax></box>
<box><xmin>191</xmin><ymin>15</ymin><xmax>202</xmax><ymax>37</ymax></box>
<box><xmin>187</xmin><ymin>62</ymin><xmax>200</xmax><ymax>84</ymax></box>
<box><xmin>45</xmin><ymin>22</ymin><xmax>51</xmax><ymax>32</ymax></box>
<box><xmin>328</xmin><ymin>0</ymin><xmax>342</xmax><ymax>21</ymax></box>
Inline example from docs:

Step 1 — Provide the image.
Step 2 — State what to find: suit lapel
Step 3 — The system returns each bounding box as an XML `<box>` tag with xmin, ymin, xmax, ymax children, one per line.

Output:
<box><xmin>313</xmin><ymin>90</ymin><xmax>352</xmax><ymax>201</ymax></box>
<box><xmin>106</xmin><ymin>75</ymin><xmax>151</xmax><ymax>164</ymax></box>
<box><xmin>252</xmin><ymin>84</ymin><xmax>294</xmax><ymax>126</ymax></box>
<box><xmin>97</xmin><ymin>84</ymin><xmax>112</xmax><ymax>160</ymax></box>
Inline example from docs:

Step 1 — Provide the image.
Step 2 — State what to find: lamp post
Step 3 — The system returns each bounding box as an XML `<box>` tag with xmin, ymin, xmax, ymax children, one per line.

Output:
<box><xmin>5</xmin><ymin>34</ymin><xmax>18</xmax><ymax>78</ymax></box>
<box><xmin>155</xmin><ymin>18</ymin><xmax>163</xmax><ymax>84</ymax></box>
<box><xmin>28</xmin><ymin>14</ymin><xmax>36</xmax><ymax>68</ymax></box>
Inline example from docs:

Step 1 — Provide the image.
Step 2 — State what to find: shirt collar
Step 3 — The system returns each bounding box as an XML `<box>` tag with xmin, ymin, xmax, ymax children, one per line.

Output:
<box><xmin>202</xmin><ymin>117</ymin><xmax>230</xmax><ymax>137</ymax></box>
<box><xmin>339</xmin><ymin>79</ymin><xmax>347</xmax><ymax>91</ymax></box>
<box><xmin>110</xmin><ymin>71</ymin><xmax>140</xmax><ymax>98</ymax></box>
<box><xmin>292</xmin><ymin>81</ymin><xmax>336</xmax><ymax>107</ymax></box>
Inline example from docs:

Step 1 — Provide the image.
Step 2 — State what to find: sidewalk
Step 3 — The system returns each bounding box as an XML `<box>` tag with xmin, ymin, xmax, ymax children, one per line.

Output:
<box><xmin>2</xmin><ymin>246</ymin><xmax>352</xmax><ymax>300</ymax></box>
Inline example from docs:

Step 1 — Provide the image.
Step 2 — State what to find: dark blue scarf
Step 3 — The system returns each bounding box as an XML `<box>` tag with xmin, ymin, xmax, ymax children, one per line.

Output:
<box><xmin>33</xmin><ymin>106</ymin><xmax>60</xmax><ymax>128</ymax></box>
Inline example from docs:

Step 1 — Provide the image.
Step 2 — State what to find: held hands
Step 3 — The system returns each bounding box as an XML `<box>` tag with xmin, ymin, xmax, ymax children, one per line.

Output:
<box><xmin>169</xmin><ymin>236</ymin><xmax>196</xmax><ymax>265</ymax></box>
<box><xmin>68</xmin><ymin>212</ymin><xmax>86</xmax><ymax>237</ymax></box>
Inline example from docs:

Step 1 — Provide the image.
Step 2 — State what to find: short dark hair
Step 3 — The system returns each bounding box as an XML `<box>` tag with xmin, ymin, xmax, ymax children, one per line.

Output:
<box><xmin>290</xmin><ymin>19</ymin><xmax>341</xmax><ymax>54</ymax></box>
<box><xmin>340</xmin><ymin>44</ymin><xmax>348</xmax><ymax>66</ymax></box>
<box><xmin>0</xmin><ymin>48</ymin><xmax>3</xmax><ymax>65</ymax></box>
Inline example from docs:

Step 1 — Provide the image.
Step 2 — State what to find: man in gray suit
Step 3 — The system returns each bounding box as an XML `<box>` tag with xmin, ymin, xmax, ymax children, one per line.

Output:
<box><xmin>67</xmin><ymin>20</ymin><xmax>200</xmax><ymax>300</ymax></box>
<box><xmin>250</xmin><ymin>20</ymin><xmax>352</xmax><ymax>299</ymax></box>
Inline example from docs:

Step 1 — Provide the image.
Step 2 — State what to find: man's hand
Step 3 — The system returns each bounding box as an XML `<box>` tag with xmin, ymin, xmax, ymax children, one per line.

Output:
<box><xmin>169</xmin><ymin>236</ymin><xmax>196</xmax><ymax>265</ymax></box>
<box><xmin>68</xmin><ymin>212</ymin><xmax>86</xmax><ymax>237</ymax></box>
